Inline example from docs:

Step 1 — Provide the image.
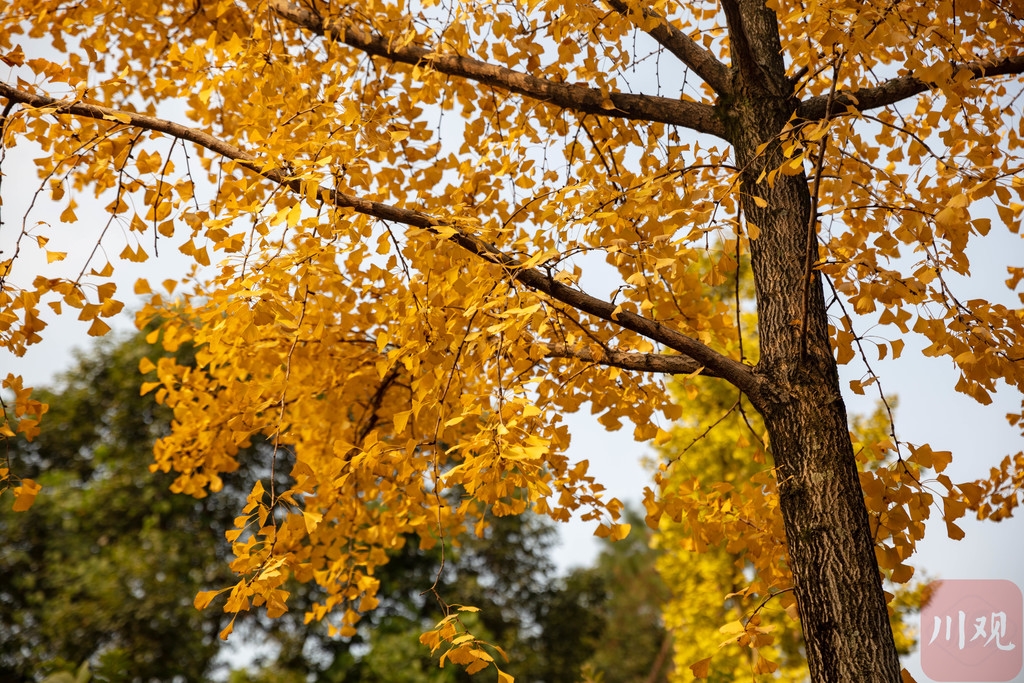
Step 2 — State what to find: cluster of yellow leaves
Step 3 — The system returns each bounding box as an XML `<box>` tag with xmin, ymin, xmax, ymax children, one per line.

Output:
<box><xmin>649</xmin><ymin>367</ymin><xmax>806</xmax><ymax>682</ymax></box>
<box><xmin>650</xmin><ymin>362</ymin><xmax>949</xmax><ymax>680</ymax></box>
<box><xmin>752</xmin><ymin>114</ymin><xmax>1024</xmax><ymax>407</ymax></box>
<box><xmin>0</xmin><ymin>468</ymin><xmax>42</xmax><ymax>513</ymax></box>
<box><xmin>129</xmin><ymin>219</ymin><xmax>633</xmax><ymax>630</ymax></box>
<box><xmin>418</xmin><ymin>606</ymin><xmax>513</xmax><ymax>681</ymax></box>
<box><xmin>0</xmin><ymin>374</ymin><xmax>47</xmax><ymax>510</ymax></box>
<box><xmin>971</xmin><ymin>450</ymin><xmax>1024</xmax><ymax>521</ymax></box>
<box><xmin>688</xmin><ymin>617</ymin><xmax>787</xmax><ymax>680</ymax></box>
<box><xmin>0</xmin><ymin>373</ymin><xmax>46</xmax><ymax>441</ymax></box>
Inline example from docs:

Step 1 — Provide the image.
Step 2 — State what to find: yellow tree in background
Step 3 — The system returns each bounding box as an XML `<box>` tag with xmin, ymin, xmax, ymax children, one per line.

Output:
<box><xmin>1</xmin><ymin>1</ymin><xmax>1022</xmax><ymax>680</ymax></box>
<box><xmin>654</xmin><ymin>368</ymin><xmax>805</xmax><ymax>681</ymax></box>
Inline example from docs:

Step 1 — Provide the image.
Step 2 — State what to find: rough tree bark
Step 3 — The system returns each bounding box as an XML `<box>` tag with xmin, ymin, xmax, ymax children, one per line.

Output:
<box><xmin>721</xmin><ymin>0</ymin><xmax>902</xmax><ymax>680</ymax></box>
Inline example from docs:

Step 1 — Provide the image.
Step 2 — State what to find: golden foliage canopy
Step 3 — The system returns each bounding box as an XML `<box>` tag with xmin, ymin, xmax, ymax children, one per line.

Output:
<box><xmin>1</xmin><ymin>0</ymin><xmax>1022</xmax><ymax>677</ymax></box>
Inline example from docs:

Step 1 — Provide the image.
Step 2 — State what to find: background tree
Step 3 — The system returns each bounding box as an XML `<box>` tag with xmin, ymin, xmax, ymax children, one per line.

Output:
<box><xmin>0</xmin><ymin>334</ymin><xmax>238</xmax><ymax>682</ymax></box>
<box><xmin>569</xmin><ymin>507</ymin><xmax>672</xmax><ymax>683</ymax></box>
<box><xmin>648</xmin><ymin>265</ymin><xmax>921</xmax><ymax>680</ymax></box>
<box><xmin>0</xmin><ymin>332</ymin><xmax>374</xmax><ymax>681</ymax></box>
<box><xmin>1</xmin><ymin>1</ymin><xmax>1022</xmax><ymax>681</ymax></box>
<box><xmin>653</xmin><ymin>370</ymin><xmax>806</xmax><ymax>682</ymax></box>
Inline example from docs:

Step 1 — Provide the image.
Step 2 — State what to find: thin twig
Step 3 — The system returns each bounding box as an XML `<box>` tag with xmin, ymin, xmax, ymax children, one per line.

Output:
<box><xmin>271</xmin><ymin>285</ymin><xmax>311</xmax><ymax>505</ymax></box>
<box><xmin>820</xmin><ymin>274</ymin><xmax>906</xmax><ymax>467</ymax></box>
<box><xmin>673</xmin><ymin>399</ymin><xmax>741</xmax><ymax>461</ymax></box>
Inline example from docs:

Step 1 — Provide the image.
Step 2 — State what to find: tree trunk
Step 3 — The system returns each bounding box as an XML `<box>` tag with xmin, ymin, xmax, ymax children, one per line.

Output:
<box><xmin>719</xmin><ymin>1</ymin><xmax>903</xmax><ymax>680</ymax></box>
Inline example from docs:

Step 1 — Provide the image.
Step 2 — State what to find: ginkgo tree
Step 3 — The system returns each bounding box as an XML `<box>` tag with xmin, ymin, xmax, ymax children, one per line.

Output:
<box><xmin>0</xmin><ymin>0</ymin><xmax>1022</xmax><ymax>681</ymax></box>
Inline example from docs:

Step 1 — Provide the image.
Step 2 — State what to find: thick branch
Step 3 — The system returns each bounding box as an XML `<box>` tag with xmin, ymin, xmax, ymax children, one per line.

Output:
<box><xmin>518</xmin><ymin>277</ymin><xmax>753</xmax><ymax>389</ymax></box>
<box><xmin>600</xmin><ymin>0</ymin><xmax>731</xmax><ymax>95</ymax></box>
<box><xmin>798</xmin><ymin>55</ymin><xmax>1024</xmax><ymax>120</ymax></box>
<box><xmin>0</xmin><ymin>84</ymin><xmax>435</xmax><ymax>229</ymax></box>
<box><xmin>720</xmin><ymin>0</ymin><xmax>791</xmax><ymax>98</ymax></box>
<box><xmin>355</xmin><ymin>363</ymin><xmax>403</xmax><ymax>444</ymax></box>
<box><xmin>719</xmin><ymin>0</ymin><xmax>757</xmax><ymax>86</ymax></box>
<box><xmin>543</xmin><ymin>343</ymin><xmax>706</xmax><ymax>375</ymax></box>
<box><xmin>0</xmin><ymin>82</ymin><xmax>758</xmax><ymax>395</ymax></box>
<box><xmin>269</xmin><ymin>0</ymin><xmax>728</xmax><ymax>140</ymax></box>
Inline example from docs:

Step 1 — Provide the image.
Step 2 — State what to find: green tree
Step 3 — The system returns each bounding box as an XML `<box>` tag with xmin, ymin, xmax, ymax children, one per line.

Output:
<box><xmin>573</xmin><ymin>508</ymin><xmax>672</xmax><ymax>683</ymax></box>
<box><xmin>0</xmin><ymin>334</ymin><xmax>236</xmax><ymax>681</ymax></box>
<box><xmin>0</xmin><ymin>333</ymin><xmax>353</xmax><ymax>681</ymax></box>
<box><xmin>244</xmin><ymin>510</ymin><xmax>618</xmax><ymax>683</ymax></box>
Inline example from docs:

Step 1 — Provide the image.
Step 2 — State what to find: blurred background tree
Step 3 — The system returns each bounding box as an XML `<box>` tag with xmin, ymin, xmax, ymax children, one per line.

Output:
<box><xmin>2</xmin><ymin>292</ymin><xmax>920</xmax><ymax>683</ymax></box>
<box><xmin>0</xmin><ymin>333</ymin><xmax>241</xmax><ymax>682</ymax></box>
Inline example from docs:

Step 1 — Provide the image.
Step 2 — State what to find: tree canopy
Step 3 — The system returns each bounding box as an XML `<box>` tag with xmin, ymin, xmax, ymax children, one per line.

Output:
<box><xmin>1</xmin><ymin>0</ymin><xmax>1023</xmax><ymax>680</ymax></box>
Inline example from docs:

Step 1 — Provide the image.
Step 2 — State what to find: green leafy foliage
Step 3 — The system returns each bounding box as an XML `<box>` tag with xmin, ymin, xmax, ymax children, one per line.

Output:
<box><xmin>0</xmin><ymin>335</ymin><xmax>236</xmax><ymax>681</ymax></box>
